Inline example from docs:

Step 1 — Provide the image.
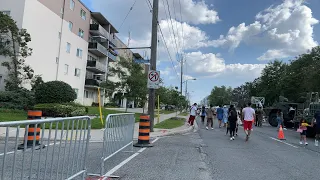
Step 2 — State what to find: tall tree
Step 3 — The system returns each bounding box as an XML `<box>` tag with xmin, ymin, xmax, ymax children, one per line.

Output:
<box><xmin>0</xmin><ymin>12</ymin><xmax>35</xmax><ymax>91</ymax></box>
<box><xmin>208</xmin><ymin>86</ymin><xmax>233</xmax><ymax>106</ymax></box>
<box><xmin>109</xmin><ymin>56</ymin><xmax>148</xmax><ymax>111</ymax></box>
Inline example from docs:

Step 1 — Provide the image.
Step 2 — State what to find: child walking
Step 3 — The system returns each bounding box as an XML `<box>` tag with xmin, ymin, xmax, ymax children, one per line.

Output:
<box><xmin>298</xmin><ymin>119</ymin><xmax>309</xmax><ymax>145</ymax></box>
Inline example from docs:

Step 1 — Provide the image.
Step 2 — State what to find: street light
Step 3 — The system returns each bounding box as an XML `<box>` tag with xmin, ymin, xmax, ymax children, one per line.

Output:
<box><xmin>183</xmin><ymin>78</ymin><xmax>196</xmax><ymax>97</ymax></box>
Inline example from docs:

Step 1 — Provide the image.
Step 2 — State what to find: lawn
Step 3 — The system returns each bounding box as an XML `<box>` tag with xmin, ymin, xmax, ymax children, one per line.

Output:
<box><xmin>178</xmin><ymin>112</ymin><xmax>189</xmax><ymax>116</ymax></box>
<box><xmin>158</xmin><ymin>110</ymin><xmax>176</xmax><ymax>114</ymax></box>
<box><xmin>154</xmin><ymin>117</ymin><xmax>185</xmax><ymax>129</ymax></box>
<box><xmin>0</xmin><ymin>107</ymin><xmax>141</xmax><ymax>129</ymax></box>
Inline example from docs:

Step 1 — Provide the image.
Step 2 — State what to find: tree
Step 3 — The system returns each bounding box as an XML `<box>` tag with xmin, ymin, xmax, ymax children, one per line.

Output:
<box><xmin>0</xmin><ymin>12</ymin><xmax>35</xmax><ymax>91</ymax></box>
<box><xmin>208</xmin><ymin>86</ymin><xmax>233</xmax><ymax>106</ymax></box>
<box><xmin>109</xmin><ymin>57</ymin><xmax>148</xmax><ymax>111</ymax></box>
<box><xmin>35</xmin><ymin>81</ymin><xmax>77</xmax><ymax>104</ymax></box>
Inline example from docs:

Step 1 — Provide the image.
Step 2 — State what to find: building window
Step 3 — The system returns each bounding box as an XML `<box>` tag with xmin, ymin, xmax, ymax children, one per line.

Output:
<box><xmin>74</xmin><ymin>68</ymin><xmax>81</xmax><ymax>77</ymax></box>
<box><xmin>80</xmin><ymin>9</ymin><xmax>86</xmax><ymax>20</ymax></box>
<box><xmin>68</xmin><ymin>21</ymin><xmax>73</xmax><ymax>31</ymax></box>
<box><xmin>64</xmin><ymin>64</ymin><xmax>69</xmax><ymax>75</ymax></box>
<box><xmin>76</xmin><ymin>48</ymin><xmax>82</xmax><ymax>58</ymax></box>
<box><xmin>78</xmin><ymin>29</ymin><xmax>84</xmax><ymax>38</ymax></box>
<box><xmin>66</xmin><ymin>43</ymin><xmax>71</xmax><ymax>53</ymax></box>
<box><xmin>1</xmin><ymin>11</ymin><xmax>10</xmax><ymax>15</ymax></box>
<box><xmin>73</xmin><ymin>88</ymin><xmax>79</xmax><ymax>97</ymax></box>
<box><xmin>70</xmin><ymin>0</ymin><xmax>75</xmax><ymax>10</ymax></box>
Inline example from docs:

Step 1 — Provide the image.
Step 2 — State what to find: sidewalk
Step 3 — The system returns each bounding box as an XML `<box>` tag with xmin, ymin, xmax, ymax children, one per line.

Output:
<box><xmin>0</xmin><ymin>112</ymin><xmax>193</xmax><ymax>142</ymax></box>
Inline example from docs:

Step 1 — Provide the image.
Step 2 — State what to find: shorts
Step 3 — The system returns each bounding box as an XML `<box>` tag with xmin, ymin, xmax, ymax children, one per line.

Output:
<box><xmin>300</xmin><ymin>130</ymin><xmax>307</xmax><ymax>136</ymax></box>
<box><xmin>189</xmin><ymin>115</ymin><xmax>195</xmax><ymax>121</ymax></box>
<box><xmin>243</xmin><ymin>120</ymin><xmax>253</xmax><ymax>131</ymax></box>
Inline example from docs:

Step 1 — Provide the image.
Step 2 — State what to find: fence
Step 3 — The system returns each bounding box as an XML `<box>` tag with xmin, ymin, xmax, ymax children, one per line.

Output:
<box><xmin>99</xmin><ymin>113</ymin><xmax>135</xmax><ymax>176</ymax></box>
<box><xmin>0</xmin><ymin>116</ymin><xmax>91</xmax><ymax>180</ymax></box>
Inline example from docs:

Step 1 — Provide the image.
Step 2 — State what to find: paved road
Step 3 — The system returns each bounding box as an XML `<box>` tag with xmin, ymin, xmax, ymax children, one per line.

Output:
<box><xmin>108</xmin><ymin>117</ymin><xmax>320</xmax><ymax>180</ymax></box>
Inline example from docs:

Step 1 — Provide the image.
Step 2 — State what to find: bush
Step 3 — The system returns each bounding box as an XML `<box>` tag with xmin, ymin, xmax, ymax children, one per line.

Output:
<box><xmin>0</xmin><ymin>89</ymin><xmax>35</xmax><ymax>110</ymax></box>
<box><xmin>104</xmin><ymin>102</ymin><xmax>119</xmax><ymax>108</ymax></box>
<box><xmin>35</xmin><ymin>81</ymin><xmax>77</xmax><ymax>104</ymax></box>
<box><xmin>91</xmin><ymin>102</ymin><xmax>99</xmax><ymax>107</ymax></box>
<box><xmin>34</xmin><ymin>103</ymin><xmax>87</xmax><ymax>117</ymax></box>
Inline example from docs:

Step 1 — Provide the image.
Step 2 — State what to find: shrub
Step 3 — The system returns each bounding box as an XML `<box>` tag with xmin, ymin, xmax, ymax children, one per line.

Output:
<box><xmin>91</xmin><ymin>102</ymin><xmax>99</xmax><ymax>107</ymax></box>
<box><xmin>35</xmin><ymin>81</ymin><xmax>77</xmax><ymax>104</ymax></box>
<box><xmin>0</xmin><ymin>89</ymin><xmax>35</xmax><ymax>110</ymax></box>
<box><xmin>104</xmin><ymin>102</ymin><xmax>119</xmax><ymax>108</ymax></box>
<box><xmin>34</xmin><ymin>103</ymin><xmax>87</xmax><ymax>117</ymax></box>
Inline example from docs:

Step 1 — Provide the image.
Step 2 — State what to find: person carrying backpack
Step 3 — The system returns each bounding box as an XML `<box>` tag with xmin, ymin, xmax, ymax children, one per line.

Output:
<box><xmin>228</xmin><ymin>105</ymin><xmax>238</xmax><ymax>141</ymax></box>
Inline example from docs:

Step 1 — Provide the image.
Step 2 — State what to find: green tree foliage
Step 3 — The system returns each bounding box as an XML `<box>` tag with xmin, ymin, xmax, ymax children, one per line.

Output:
<box><xmin>109</xmin><ymin>57</ymin><xmax>148</xmax><ymax>109</ymax></box>
<box><xmin>155</xmin><ymin>86</ymin><xmax>188</xmax><ymax>109</ymax></box>
<box><xmin>234</xmin><ymin>46</ymin><xmax>320</xmax><ymax>105</ymax></box>
<box><xmin>0</xmin><ymin>12</ymin><xmax>37</xmax><ymax>91</ymax></box>
<box><xmin>208</xmin><ymin>86</ymin><xmax>233</xmax><ymax>106</ymax></box>
<box><xmin>35</xmin><ymin>81</ymin><xmax>77</xmax><ymax>104</ymax></box>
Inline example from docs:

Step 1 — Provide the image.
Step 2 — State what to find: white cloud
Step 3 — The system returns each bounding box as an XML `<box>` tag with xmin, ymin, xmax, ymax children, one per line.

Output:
<box><xmin>184</xmin><ymin>51</ymin><xmax>266</xmax><ymax>79</ymax></box>
<box><xmin>211</xmin><ymin>0</ymin><xmax>319</xmax><ymax>60</ymax></box>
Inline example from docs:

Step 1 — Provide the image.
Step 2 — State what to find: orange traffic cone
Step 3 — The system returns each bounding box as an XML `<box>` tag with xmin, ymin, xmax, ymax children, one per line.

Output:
<box><xmin>278</xmin><ymin>125</ymin><xmax>286</xmax><ymax>140</ymax></box>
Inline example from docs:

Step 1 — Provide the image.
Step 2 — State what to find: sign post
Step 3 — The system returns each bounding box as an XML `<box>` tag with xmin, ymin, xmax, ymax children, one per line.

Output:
<box><xmin>147</xmin><ymin>70</ymin><xmax>160</xmax><ymax>89</ymax></box>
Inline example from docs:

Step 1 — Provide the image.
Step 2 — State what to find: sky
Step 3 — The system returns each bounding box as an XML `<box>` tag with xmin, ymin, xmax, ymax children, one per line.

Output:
<box><xmin>82</xmin><ymin>0</ymin><xmax>320</xmax><ymax>104</ymax></box>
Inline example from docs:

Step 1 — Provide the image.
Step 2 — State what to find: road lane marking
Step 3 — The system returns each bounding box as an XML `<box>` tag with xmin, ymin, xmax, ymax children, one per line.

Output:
<box><xmin>102</xmin><ymin>138</ymin><xmax>160</xmax><ymax>179</ymax></box>
<box><xmin>269</xmin><ymin>137</ymin><xmax>298</xmax><ymax>148</ymax></box>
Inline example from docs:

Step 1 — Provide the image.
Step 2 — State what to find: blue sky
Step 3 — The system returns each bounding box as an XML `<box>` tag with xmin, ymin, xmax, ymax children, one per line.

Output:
<box><xmin>82</xmin><ymin>0</ymin><xmax>320</xmax><ymax>104</ymax></box>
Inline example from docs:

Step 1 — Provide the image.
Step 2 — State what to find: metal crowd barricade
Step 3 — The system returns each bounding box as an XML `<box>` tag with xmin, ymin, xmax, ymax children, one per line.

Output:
<box><xmin>99</xmin><ymin>113</ymin><xmax>135</xmax><ymax>176</ymax></box>
<box><xmin>0</xmin><ymin>116</ymin><xmax>91</xmax><ymax>180</ymax></box>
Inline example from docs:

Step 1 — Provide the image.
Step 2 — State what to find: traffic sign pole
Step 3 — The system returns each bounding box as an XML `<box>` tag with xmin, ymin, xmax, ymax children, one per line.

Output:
<box><xmin>148</xmin><ymin>0</ymin><xmax>159</xmax><ymax>132</ymax></box>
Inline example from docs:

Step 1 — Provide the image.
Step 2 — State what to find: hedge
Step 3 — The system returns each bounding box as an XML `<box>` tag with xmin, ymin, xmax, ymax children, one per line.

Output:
<box><xmin>34</xmin><ymin>103</ymin><xmax>88</xmax><ymax>117</ymax></box>
<box><xmin>0</xmin><ymin>90</ymin><xmax>35</xmax><ymax>110</ymax></box>
<box><xmin>35</xmin><ymin>81</ymin><xmax>77</xmax><ymax>104</ymax></box>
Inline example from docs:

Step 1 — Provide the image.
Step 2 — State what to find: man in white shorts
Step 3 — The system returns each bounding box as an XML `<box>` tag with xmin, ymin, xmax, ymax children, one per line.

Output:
<box><xmin>242</xmin><ymin>103</ymin><xmax>256</xmax><ymax>141</ymax></box>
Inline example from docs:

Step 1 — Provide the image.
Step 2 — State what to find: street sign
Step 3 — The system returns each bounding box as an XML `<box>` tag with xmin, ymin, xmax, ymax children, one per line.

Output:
<box><xmin>147</xmin><ymin>70</ymin><xmax>160</xmax><ymax>89</ymax></box>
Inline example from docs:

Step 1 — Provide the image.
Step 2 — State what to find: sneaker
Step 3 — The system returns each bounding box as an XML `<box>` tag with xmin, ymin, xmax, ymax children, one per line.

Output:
<box><xmin>299</xmin><ymin>141</ymin><xmax>303</xmax><ymax>145</ymax></box>
<box><xmin>283</xmin><ymin>128</ymin><xmax>287</xmax><ymax>130</ymax></box>
<box><xmin>245</xmin><ymin>135</ymin><xmax>249</xmax><ymax>141</ymax></box>
<box><xmin>206</xmin><ymin>126</ymin><xmax>208</xmax><ymax>130</ymax></box>
<box><xmin>315</xmin><ymin>140</ymin><xmax>319</xmax><ymax>147</ymax></box>
<box><xmin>232</xmin><ymin>137</ymin><xmax>235</xmax><ymax>140</ymax></box>
<box><xmin>230</xmin><ymin>137</ymin><xmax>233</xmax><ymax>141</ymax></box>
<box><xmin>235</xmin><ymin>133</ymin><xmax>238</xmax><ymax>136</ymax></box>
<box><xmin>305</xmin><ymin>142</ymin><xmax>308</xmax><ymax>145</ymax></box>
<box><xmin>211</xmin><ymin>127</ymin><xmax>214</xmax><ymax>130</ymax></box>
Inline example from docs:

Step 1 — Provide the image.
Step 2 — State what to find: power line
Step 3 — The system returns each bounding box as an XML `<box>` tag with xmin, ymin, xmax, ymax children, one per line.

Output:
<box><xmin>164</xmin><ymin>0</ymin><xmax>180</xmax><ymax>62</ymax></box>
<box><xmin>119</xmin><ymin>0</ymin><xmax>138</xmax><ymax>31</ymax></box>
<box><xmin>158</xmin><ymin>23</ymin><xmax>179</xmax><ymax>78</ymax></box>
<box><xmin>178</xmin><ymin>0</ymin><xmax>185</xmax><ymax>53</ymax></box>
<box><xmin>146</xmin><ymin>0</ymin><xmax>152</xmax><ymax>11</ymax></box>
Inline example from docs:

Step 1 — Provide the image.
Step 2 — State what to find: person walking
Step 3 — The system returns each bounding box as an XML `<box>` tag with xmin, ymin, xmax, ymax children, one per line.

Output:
<box><xmin>188</xmin><ymin>103</ymin><xmax>197</xmax><ymax>127</ymax></box>
<box><xmin>276</xmin><ymin>110</ymin><xmax>287</xmax><ymax>130</ymax></box>
<box><xmin>242</xmin><ymin>103</ymin><xmax>256</xmax><ymax>141</ymax></box>
<box><xmin>256</xmin><ymin>107</ymin><xmax>264</xmax><ymax>127</ymax></box>
<box><xmin>228</xmin><ymin>105</ymin><xmax>238</xmax><ymax>141</ymax></box>
<box><xmin>223</xmin><ymin>105</ymin><xmax>228</xmax><ymax>127</ymax></box>
<box><xmin>206</xmin><ymin>104</ymin><xmax>215</xmax><ymax>130</ymax></box>
<box><xmin>312</xmin><ymin>110</ymin><xmax>320</xmax><ymax>146</ymax></box>
<box><xmin>200</xmin><ymin>105</ymin><xmax>206</xmax><ymax>124</ymax></box>
<box><xmin>298</xmin><ymin>119</ymin><xmax>309</xmax><ymax>145</ymax></box>
<box><xmin>217</xmin><ymin>105</ymin><xmax>224</xmax><ymax>128</ymax></box>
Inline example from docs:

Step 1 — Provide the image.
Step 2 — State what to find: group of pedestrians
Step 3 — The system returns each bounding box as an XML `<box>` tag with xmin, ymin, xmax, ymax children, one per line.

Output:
<box><xmin>188</xmin><ymin>102</ymin><xmax>257</xmax><ymax>142</ymax></box>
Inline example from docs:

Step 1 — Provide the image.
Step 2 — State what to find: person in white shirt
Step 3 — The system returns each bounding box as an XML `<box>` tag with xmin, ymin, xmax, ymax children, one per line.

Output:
<box><xmin>188</xmin><ymin>103</ymin><xmax>197</xmax><ymax>126</ymax></box>
<box><xmin>242</xmin><ymin>103</ymin><xmax>256</xmax><ymax>141</ymax></box>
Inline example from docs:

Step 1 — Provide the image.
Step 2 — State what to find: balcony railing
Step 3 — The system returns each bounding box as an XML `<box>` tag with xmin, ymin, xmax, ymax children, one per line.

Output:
<box><xmin>85</xmin><ymin>79</ymin><xmax>100</xmax><ymax>87</ymax></box>
<box><xmin>108</xmin><ymin>52</ymin><xmax>117</xmax><ymax>62</ymax></box>
<box><xmin>86</xmin><ymin>60</ymin><xmax>106</xmax><ymax>73</ymax></box>
<box><xmin>90</xmin><ymin>24</ymin><xmax>110</xmax><ymax>38</ymax></box>
<box><xmin>88</xmin><ymin>42</ymin><xmax>108</xmax><ymax>57</ymax></box>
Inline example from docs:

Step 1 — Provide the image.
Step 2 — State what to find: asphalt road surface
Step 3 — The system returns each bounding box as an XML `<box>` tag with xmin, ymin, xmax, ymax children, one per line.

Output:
<box><xmin>106</xmin><ymin>118</ymin><xmax>320</xmax><ymax>180</ymax></box>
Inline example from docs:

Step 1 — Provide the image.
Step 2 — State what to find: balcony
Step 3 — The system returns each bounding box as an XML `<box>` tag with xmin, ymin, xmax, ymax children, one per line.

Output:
<box><xmin>86</xmin><ymin>60</ymin><xmax>106</xmax><ymax>74</ymax></box>
<box><xmin>88</xmin><ymin>42</ymin><xmax>108</xmax><ymax>57</ymax></box>
<box><xmin>85</xmin><ymin>79</ymin><xmax>100</xmax><ymax>88</ymax></box>
<box><xmin>108</xmin><ymin>52</ymin><xmax>118</xmax><ymax>62</ymax></box>
<box><xmin>90</xmin><ymin>24</ymin><xmax>110</xmax><ymax>38</ymax></box>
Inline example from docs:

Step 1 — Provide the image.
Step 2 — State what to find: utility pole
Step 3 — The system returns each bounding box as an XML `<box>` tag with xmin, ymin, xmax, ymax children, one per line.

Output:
<box><xmin>148</xmin><ymin>0</ymin><xmax>159</xmax><ymax>132</ymax></box>
<box><xmin>180</xmin><ymin>56</ymin><xmax>183</xmax><ymax>95</ymax></box>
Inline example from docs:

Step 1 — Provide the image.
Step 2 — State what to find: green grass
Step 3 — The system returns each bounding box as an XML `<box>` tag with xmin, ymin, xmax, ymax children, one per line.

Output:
<box><xmin>154</xmin><ymin>117</ymin><xmax>185</xmax><ymax>129</ymax></box>
<box><xmin>158</xmin><ymin>110</ymin><xmax>176</xmax><ymax>114</ymax></box>
<box><xmin>0</xmin><ymin>107</ymin><xmax>141</xmax><ymax>129</ymax></box>
<box><xmin>178</xmin><ymin>112</ymin><xmax>189</xmax><ymax>116</ymax></box>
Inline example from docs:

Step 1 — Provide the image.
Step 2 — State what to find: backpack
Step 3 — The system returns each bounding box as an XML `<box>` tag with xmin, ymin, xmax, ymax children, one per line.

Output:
<box><xmin>230</xmin><ymin>109</ymin><xmax>237</xmax><ymax>120</ymax></box>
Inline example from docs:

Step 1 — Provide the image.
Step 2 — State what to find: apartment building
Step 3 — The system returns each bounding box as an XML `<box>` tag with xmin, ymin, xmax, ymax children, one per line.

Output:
<box><xmin>0</xmin><ymin>0</ymin><xmax>90</xmax><ymax>103</ymax></box>
<box><xmin>83</xmin><ymin>12</ymin><xmax>119</xmax><ymax>106</ymax></box>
